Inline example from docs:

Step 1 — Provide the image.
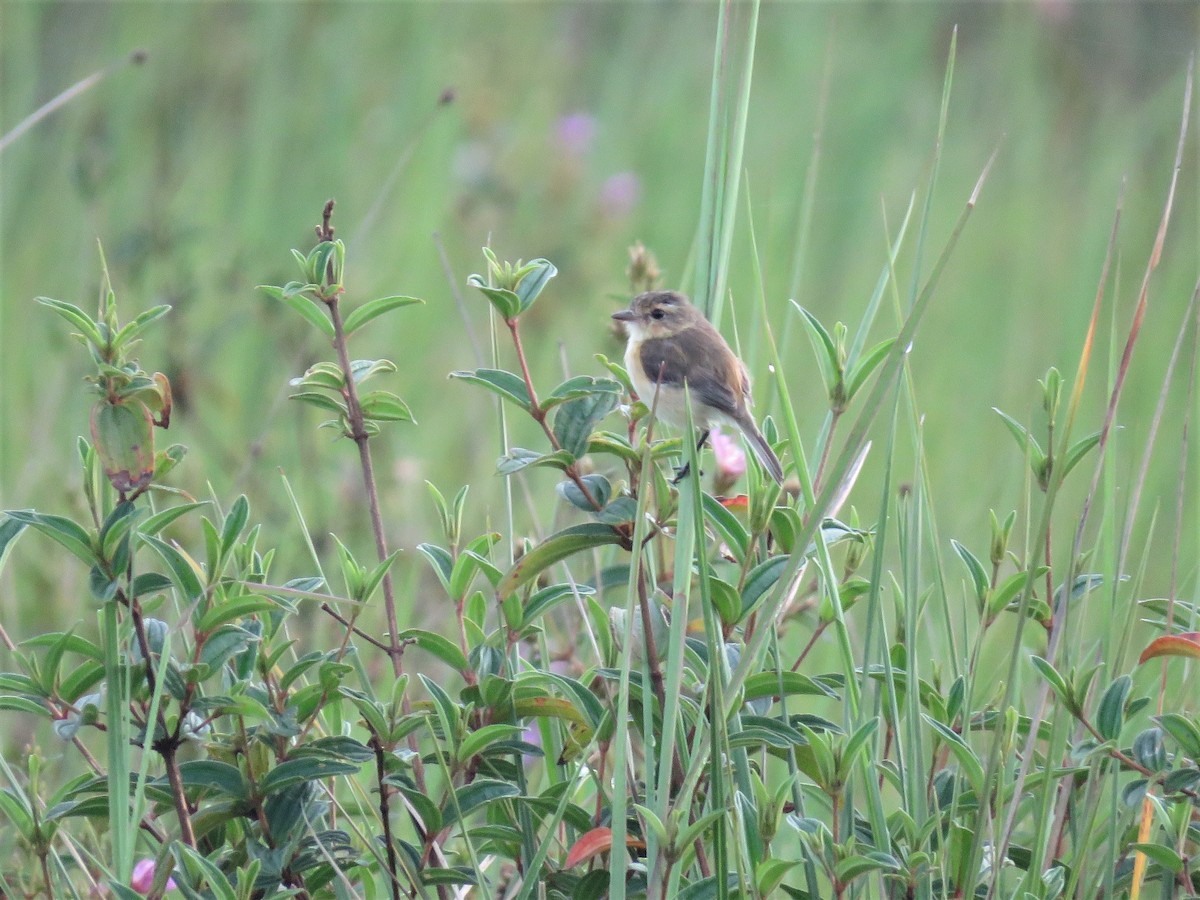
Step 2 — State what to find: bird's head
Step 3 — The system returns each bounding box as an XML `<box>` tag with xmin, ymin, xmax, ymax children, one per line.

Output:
<box><xmin>611</xmin><ymin>290</ymin><xmax>704</xmax><ymax>340</ymax></box>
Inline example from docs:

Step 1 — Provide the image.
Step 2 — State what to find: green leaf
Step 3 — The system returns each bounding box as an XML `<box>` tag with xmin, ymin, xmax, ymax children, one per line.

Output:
<box><xmin>741</xmin><ymin>555</ymin><xmax>789</xmax><ymax>618</ymax></box>
<box><xmin>449</xmin><ymin>535</ymin><xmax>502</xmax><ymax>597</ymax></box>
<box><xmin>834</xmin><ymin>852</ymin><xmax>900</xmax><ymax>883</ymax></box>
<box><xmin>841</xmin><ymin>718</ymin><xmax>880</xmax><ymax>770</ymax></box>
<box><xmin>594</xmin><ymin>496</ymin><xmax>638</xmax><ymax>525</ymax></box>
<box><xmin>0</xmin><ymin>516</ymin><xmax>27</xmax><ymax>567</ymax></box>
<box><xmin>675</xmin><ymin>808</ymin><xmax>728</xmax><ymax>853</ymax></box>
<box><xmin>0</xmin><ymin>789</ymin><xmax>35</xmax><ymax>840</ymax></box>
<box><xmin>421</xmin><ymin>867</ymin><xmax>478</xmax><ymax>887</ymax></box>
<box><xmin>756</xmin><ymin>859</ymin><xmax>801</xmax><ymax>897</ymax></box>
<box><xmin>258</xmin><ymin>757</ymin><xmax>360</xmax><ymax>796</ymax></box>
<box><xmin>1054</xmin><ymin>573</ymin><xmax>1118</xmax><ymax>608</ymax></box>
<box><xmin>1156</xmin><ymin>713</ymin><xmax>1200</xmax><ymax>757</ymax></box>
<box><xmin>522</xmin><ymin>583</ymin><xmax>593</xmax><ymax>628</ymax></box>
<box><xmin>219</xmin><ymin>495</ymin><xmax>249</xmax><ymax>559</ymax></box>
<box><xmin>845</xmin><ymin>337</ymin><xmax>897</xmax><ymax>400</ymax></box>
<box><xmin>743</xmin><ymin>672</ymin><xmax>840</xmax><ymax>704</ymax></box>
<box><xmin>198</xmin><ymin>625</ymin><xmax>258</xmax><ymax>672</ymax></box>
<box><xmin>542</xmin><ymin>375</ymin><xmax>622</xmax><ymax>410</ymax></box>
<box><xmin>553</xmin><ymin>391</ymin><xmax>620</xmax><ymax>458</ymax></box>
<box><xmin>1096</xmin><ymin>674</ymin><xmax>1132</xmax><ymax>741</ymax></box>
<box><xmin>792</xmin><ymin>304</ymin><xmax>840</xmax><ymax>395</ymax></box>
<box><xmin>514</xmin><ymin>259</ymin><xmax>557</xmax><ymax>312</ymax></box>
<box><xmin>359</xmin><ymin>390</ymin><xmax>415</xmax><ymax>423</ymax></box>
<box><xmin>139</xmin><ymin>501</ymin><xmax>207</xmax><ymax>537</ymax></box>
<box><xmin>465</xmin><ymin>277</ymin><xmax>521</xmax><ymax>319</ymax></box>
<box><xmin>112</xmin><ymin>304</ymin><xmax>171</xmax><ymax>348</ymax></box>
<box><xmin>290</xmin><ymin>391</ymin><xmax>348</xmax><ymax>415</ymax></box>
<box><xmin>924</xmin><ymin>716</ymin><xmax>986</xmax><ymax>798</ymax></box>
<box><xmin>497</xmin><ymin>523</ymin><xmax>625</xmax><ymax>598</ymax></box>
<box><xmin>701</xmin><ymin>493</ymin><xmax>750</xmax><ymax>563</ymax></box>
<box><xmin>950</xmin><ymin>540</ymin><xmax>989</xmax><ymax>607</ymax></box>
<box><xmin>557</xmin><ymin>474</ymin><xmax>611</xmax><ymax>511</ymax></box>
<box><xmin>0</xmin><ymin>696</ymin><xmax>49</xmax><ymax>716</ymax></box>
<box><xmin>1030</xmin><ymin>656</ymin><xmax>1073</xmax><ymax>708</ymax></box>
<box><xmin>1060</xmin><ymin>430</ymin><xmax>1103</xmax><ymax>480</ymax></box>
<box><xmin>196</xmin><ymin>595</ymin><xmax>281</xmax><ymax>632</ymax></box>
<box><xmin>173</xmin><ymin>843</ymin><xmax>238</xmax><ymax>900</ymax></box>
<box><xmin>260</xmin><ymin>285</ymin><xmax>336</xmax><ymax>338</ymax></box>
<box><xmin>396</xmin><ymin>629</ymin><xmax>469</xmax><ymax>674</ymax></box>
<box><xmin>174</xmin><ymin>760</ymin><xmax>249</xmax><ymax>799</ymax></box>
<box><xmin>342</xmin><ymin>295</ymin><xmax>423</xmax><ymax>334</ymax></box>
<box><xmin>993</xmin><ymin>407</ymin><xmax>1046</xmax><ymax>470</ymax></box>
<box><xmin>458</xmin><ymin>724</ymin><xmax>525</xmax><ymax>763</ymax></box>
<box><xmin>289</xmin><ymin>361</ymin><xmax>345</xmax><ymax>391</ymax></box>
<box><xmin>348</xmin><ymin>358</ymin><xmax>398</xmax><ymax>384</ymax></box>
<box><xmin>449</xmin><ymin>368</ymin><xmax>531</xmax><ymax>410</ymax></box>
<box><xmin>444</xmin><ymin>778</ymin><xmax>520</xmax><ymax>821</ymax></box>
<box><xmin>3</xmin><ymin>510</ymin><xmax>95</xmax><ymax>566</ymax></box>
<box><xmin>1129</xmin><ymin>843</ymin><xmax>1184</xmax><ymax>874</ymax></box>
<box><xmin>497</xmin><ymin>447</ymin><xmax>574</xmax><ymax>475</ymax></box>
<box><xmin>417</xmin><ymin>543</ymin><xmax>453</xmax><ymax>592</ymax></box>
<box><xmin>35</xmin><ymin>297</ymin><xmax>106</xmax><ymax>348</ymax></box>
<box><xmin>420</xmin><ymin>673</ymin><xmax>462</xmax><ymax>747</ymax></box>
<box><xmin>21</xmin><ymin>631</ymin><xmax>103</xmax><ymax>662</ymax></box>
<box><xmin>340</xmin><ymin>688</ymin><xmax>389</xmax><ymax>739</ymax></box>
<box><xmin>986</xmin><ymin>568</ymin><xmax>1046</xmax><ymax>619</ymax></box>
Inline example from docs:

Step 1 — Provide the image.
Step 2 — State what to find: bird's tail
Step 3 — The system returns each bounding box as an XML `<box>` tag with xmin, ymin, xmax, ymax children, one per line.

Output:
<box><xmin>741</xmin><ymin>421</ymin><xmax>785</xmax><ymax>485</ymax></box>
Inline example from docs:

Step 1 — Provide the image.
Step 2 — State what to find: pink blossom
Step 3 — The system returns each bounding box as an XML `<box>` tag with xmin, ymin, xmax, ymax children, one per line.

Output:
<box><xmin>130</xmin><ymin>859</ymin><xmax>176</xmax><ymax>894</ymax></box>
<box><xmin>599</xmin><ymin>172</ymin><xmax>641</xmax><ymax>218</ymax></box>
<box><xmin>711</xmin><ymin>429</ymin><xmax>747</xmax><ymax>482</ymax></box>
<box><xmin>555</xmin><ymin>112</ymin><xmax>597</xmax><ymax>157</ymax></box>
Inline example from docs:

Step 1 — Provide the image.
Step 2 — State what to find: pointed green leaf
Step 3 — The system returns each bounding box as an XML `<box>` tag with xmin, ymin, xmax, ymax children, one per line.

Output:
<box><xmin>993</xmin><ymin>407</ymin><xmax>1045</xmax><ymax>465</ymax></box>
<box><xmin>543</xmin><ymin>376</ymin><xmax>622</xmax><ymax>410</ymax></box>
<box><xmin>35</xmin><ymin>297</ymin><xmax>106</xmax><ymax>348</ymax></box>
<box><xmin>258</xmin><ymin>757</ymin><xmax>360</xmax><ymax>796</ymax></box>
<box><xmin>514</xmin><ymin>259</ymin><xmax>557</xmax><ymax>312</ymax></box>
<box><xmin>343</xmin><ymin>295</ymin><xmax>423</xmax><ymax>335</ymax></box>
<box><xmin>1096</xmin><ymin>674</ymin><xmax>1132</xmax><ymax>741</ymax></box>
<box><xmin>465</xmin><ymin>277</ymin><xmax>520</xmax><ymax>319</ymax></box>
<box><xmin>497</xmin><ymin>447</ymin><xmax>574</xmax><ymax>475</ymax></box>
<box><xmin>845</xmin><ymin>337</ymin><xmax>896</xmax><ymax>400</ymax></box>
<box><xmin>951</xmin><ymin>539</ymin><xmax>989</xmax><ymax>606</ymax></box>
<box><xmin>924</xmin><ymin>716</ymin><xmax>985</xmax><ymax>797</ymax></box>
<box><xmin>260</xmin><ymin>286</ymin><xmax>335</xmax><ymax>338</ymax></box>
<box><xmin>113</xmin><ymin>304</ymin><xmax>171</xmax><ymax>348</ymax></box>
<box><xmin>791</xmin><ymin>303</ymin><xmax>840</xmax><ymax>394</ymax></box>
<box><xmin>498</xmin><ymin>523</ymin><xmax>625</xmax><ymax>598</ymax></box>
<box><xmin>556</xmin><ymin>474</ymin><xmax>611</xmax><ymax>511</ymax></box>
<box><xmin>449</xmin><ymin>368</ymin><xmax>531</xmax><ymax>410</ymax></box>
<box><xmin>397</xmin><ymin>629</ymin><xmax>469</xmax><ymax>674</ymax></box>
<box><xmin>3</xmin><ymin>510</ymin><xmax>95</xmax><ymax>566</ymax></box>
<box><xmin>553</xmin><ymin>391</ymin><xmax>620</xmax><ymax>458</ymax></box>
<box><xmin>359</xmin><ymin>390</ymin><xmax>414</xmax><ymax>423</ymax></box>
<box><xmin>290</xmin><ymin>391</ymin><xmax>347</xmax><ymax>414</ymax></box>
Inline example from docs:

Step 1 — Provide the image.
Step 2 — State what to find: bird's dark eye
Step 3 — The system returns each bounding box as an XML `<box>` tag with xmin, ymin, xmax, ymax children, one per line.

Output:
<box><xmin>650</xmin><ymin>309</ymin><xmax>665</xmax><ymax>320</ymax></box>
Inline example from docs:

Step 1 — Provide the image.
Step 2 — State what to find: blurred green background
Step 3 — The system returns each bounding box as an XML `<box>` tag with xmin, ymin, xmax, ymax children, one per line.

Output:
<box><xmin>1</xmin><ymin>2</ymin><xmax>1196</xmax><ymax>639</ymax></box>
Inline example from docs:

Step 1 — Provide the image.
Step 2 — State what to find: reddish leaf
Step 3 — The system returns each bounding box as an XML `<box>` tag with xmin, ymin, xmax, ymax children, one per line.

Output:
<box><xmin>1139</xmin><ymin>632</ymin><xmax>1200</xmax><ymax>664</ymax></box>
<box><xmin>562</xmin><ymin>826</ymin><xmax>646</xmax><ymax>869</ymax></box>
<box><xmin>717</xmin><ymin>494</ymin><xmax>750</xmax><ymax>511</ymax></box>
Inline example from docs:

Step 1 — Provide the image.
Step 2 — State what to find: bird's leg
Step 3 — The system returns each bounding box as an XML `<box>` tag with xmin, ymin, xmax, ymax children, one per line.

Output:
<box><xmin>672</xmin><ymin>429</ymin><xmax>711</xmax><ymax>484</ymax></box>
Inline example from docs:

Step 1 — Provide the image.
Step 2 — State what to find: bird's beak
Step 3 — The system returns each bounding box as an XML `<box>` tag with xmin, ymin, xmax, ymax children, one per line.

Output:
<box><xmin>612</xmin><ymin>309</ymin><xmax>636</xmax><ymax>322</ymax></box>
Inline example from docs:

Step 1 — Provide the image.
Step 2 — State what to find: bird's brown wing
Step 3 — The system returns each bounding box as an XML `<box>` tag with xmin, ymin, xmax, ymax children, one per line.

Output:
<box><xmin>639</xmin><ymin>324</ymin><xmax>743</xmax><ymax>417</ymax></box>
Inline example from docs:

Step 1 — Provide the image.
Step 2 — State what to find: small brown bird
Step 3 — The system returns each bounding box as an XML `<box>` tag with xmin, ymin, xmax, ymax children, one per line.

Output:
<box><xmin>612</xmin><ymin>290</ymin><xmax>785</xmax><ymax>484</ymax></box>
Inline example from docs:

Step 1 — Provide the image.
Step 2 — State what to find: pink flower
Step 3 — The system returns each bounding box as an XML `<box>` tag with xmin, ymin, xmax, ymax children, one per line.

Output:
<box><xmin>711</xmin><ymin>429</ymin><xmax>747</xmax><ymax>493</ymax></box>
<box><xmin>599</xmin><ymin>172</ymin><xmax>641</xmax><ymax>218</ymax></box>
<box><xmin>555</xmin><ymin>112</ymin><xmax>597</xmax><ymax>157</ymax></box>
<box><xmin>130</xmin><ymin>859</ymin><xmax>176</xmax><ymax>894</ymax></box>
